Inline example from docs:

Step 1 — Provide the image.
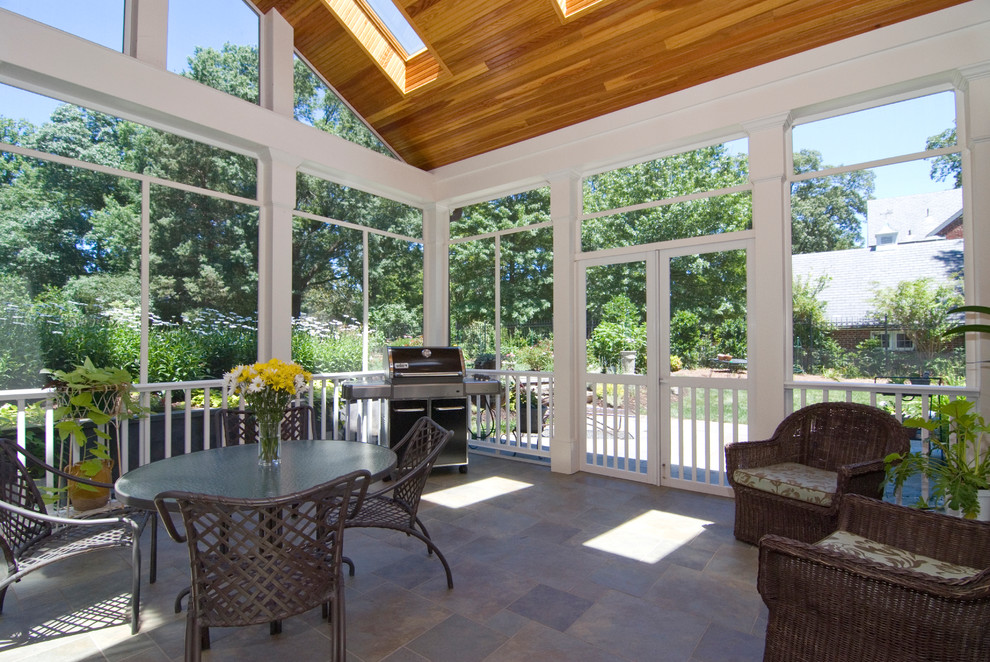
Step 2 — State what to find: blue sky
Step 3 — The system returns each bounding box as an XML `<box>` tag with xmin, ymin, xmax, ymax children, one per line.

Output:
<box><xmin>0</xmin><ymin>1</ymin><xmax>959</xmax><ymax>200</ymax></box>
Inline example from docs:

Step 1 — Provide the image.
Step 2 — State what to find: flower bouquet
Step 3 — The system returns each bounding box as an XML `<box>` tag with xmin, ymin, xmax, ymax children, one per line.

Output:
<box><xmin>223</xmin><ymin>358</ymin><xmax>312</xmax><ymax>466</ymax></box>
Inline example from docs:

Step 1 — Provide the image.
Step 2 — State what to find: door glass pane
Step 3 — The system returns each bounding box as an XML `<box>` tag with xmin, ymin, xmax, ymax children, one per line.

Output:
<box><xmin>670</xmin><ymin>249</ymin><xmax>747</xmax><ymax>378</ymax></box>
<box><xmin>585</xmin><ymin>261</ymin><xmax>647</xmax><ymax>475</ymax></box>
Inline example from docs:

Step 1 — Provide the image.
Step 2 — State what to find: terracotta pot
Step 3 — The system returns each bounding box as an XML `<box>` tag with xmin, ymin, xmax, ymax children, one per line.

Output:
<box><xmin>65</xmin><ymin>460</ymin><xmax>113</xmax><ymax>511</ymax></box>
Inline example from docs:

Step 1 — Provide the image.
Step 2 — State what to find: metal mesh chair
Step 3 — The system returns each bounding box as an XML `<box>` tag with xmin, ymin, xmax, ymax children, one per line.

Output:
<box><xmin>282</xmin><ymin>404</ymin><xmax>318</xmax><ymax>440</ymax></box>
<box><xmin>725</xmin><ymin>402</ymin><xmax>910</xmax><ymax>545</ymax></box>
<box><xmin>156</xmin><ymin>469</ymin><xmax>370</xmax><ymax>662</ymax></box>
<box><xmin>219</xmin><ymin>405</ymin><xmax>317</xmax><ymax>446</ymax></box>
<box><xmin>344</xmin><ymin>417</ymin><xmax>455</xmax><ymax>588</ymax></box>
<box><xmin>0</xmin><ymin>438</ymin><xmax>153</xmax><ymax>634</ymax></box>
<box><xmin>219</xmin><ymin>408</ymin><xmax>257</xmax><ymax>446</ymax></box>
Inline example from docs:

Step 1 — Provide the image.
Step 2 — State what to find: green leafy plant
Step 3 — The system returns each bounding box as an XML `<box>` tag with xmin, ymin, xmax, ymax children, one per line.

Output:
<box><xmin>943</xmin><ymin>304</ymin><xmax>990</xmax><ymax>337</ymax></box>
<box><xmin>42</xmin><ymin>357</ymin><xmax>144</xmax><ymax>494</ymax></box>
<box><xmin>885</xmin><ymin>399</ymin><xmax>990</xmax><ymax>518</ymax></box>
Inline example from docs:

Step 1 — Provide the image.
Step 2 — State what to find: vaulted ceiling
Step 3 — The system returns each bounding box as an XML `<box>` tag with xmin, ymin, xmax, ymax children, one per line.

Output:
<box><xmin>249</xmin><ymin>0</ymin><xmax>967</xmax><ymax>170</ymax></box>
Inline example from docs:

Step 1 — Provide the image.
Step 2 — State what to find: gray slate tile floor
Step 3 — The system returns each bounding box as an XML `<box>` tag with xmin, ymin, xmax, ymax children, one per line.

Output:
<box><xmin>0</xmin><ymin>454</ymin><xmax>766</xmax><ymax>661</ymax></box>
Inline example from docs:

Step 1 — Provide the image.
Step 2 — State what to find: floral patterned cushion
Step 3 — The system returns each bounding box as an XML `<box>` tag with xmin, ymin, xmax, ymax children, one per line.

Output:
<box><xmin>817</xmin><ymin>530</ymin><xmax>979</xmax><ymax>580</ymax></box>
<box><xmin>732</xmin><ymin>462</ymin><xmax>836</xmax><ymax>506</ymax></box>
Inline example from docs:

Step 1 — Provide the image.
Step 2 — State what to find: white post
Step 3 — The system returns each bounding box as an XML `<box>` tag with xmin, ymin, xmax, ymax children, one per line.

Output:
<box><xmin>549</xmin><ymin>171</ymin><xmax>581</xmax><ymax>473</ymax></box>
<box><xmin>960</xmin><ymin>66</ymin><xmax>990</xmax><ymax>420</ymax></box>
<box><xmin>123</xmin><ymin>0</ymin><xmax>168</xmax><ymax>69</ymax></box>
<box><xmin>260</xmin><ymin>8</ymin><xmax>295</xmax><ymax>117</ymax></box>
<box><xmin>745</xmin><ymin>114</ymin><xmax>792</xmax><ymax>437</ymax></box>
<box><xmin>423</xmin><ymin>203</ymin><xmax>451</xmax><ymax>345</ymax></box>
<box><xmin>257</xmin><ymin>149</ymin><xmax>299</xmax><ymax>362</ymax></box>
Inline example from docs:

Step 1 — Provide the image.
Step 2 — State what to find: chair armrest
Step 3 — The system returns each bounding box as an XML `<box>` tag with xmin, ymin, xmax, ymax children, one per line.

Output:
<box><xmin>759</xmin><ymin>533</ymin><xmax>990</xmax><ymax>600</ymax></box>
<box><xmin>838</xmin><ymin>494</ymin><xmax>990</xmax><ymax>568</ymax></box>
<box><xmin>725</xmin><ymin>438</ymin><xmax>783</xmax><ymax>476</ymax></box>
<box><xmin>153</xmin><ymin>494</ymin><xmax>187</xmax><ymax>543</ymax></box>
<box><xmin>835</xmin><ymin>459</ymin><xmax>887</xmax><ymax>495</ymax></box>
<box><xmin>0</xmin><ymin>498</ymin><xmax>130</xmax><ymax>528</ymax></box>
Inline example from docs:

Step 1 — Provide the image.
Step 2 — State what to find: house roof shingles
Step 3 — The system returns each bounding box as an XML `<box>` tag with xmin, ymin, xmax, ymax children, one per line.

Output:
<box><xmin>792</xmin><ymin>239</ymin><xmax>964</xmax><ymax>325</ymax></box>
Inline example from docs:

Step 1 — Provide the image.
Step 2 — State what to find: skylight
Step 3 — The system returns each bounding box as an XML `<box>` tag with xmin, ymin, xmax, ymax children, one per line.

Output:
<box><xmin>364</xmin><ymin>0</ymin><xmax>424</xmax><ymax>56</ymax></box>
<box><xmin>322</xmin><ymin>0</ymin><xmax>439</xmax><ymax>93</ymax></box>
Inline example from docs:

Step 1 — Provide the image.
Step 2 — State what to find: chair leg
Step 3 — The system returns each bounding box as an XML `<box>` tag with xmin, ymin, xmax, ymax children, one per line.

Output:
<box><xmin>0</xmin><ymin>585</ymin><xmax>7</xmax><ymax>615</ymax></box>
<box><xmin>149</xmin><ymin>515</ymin><xmax>158</xmax><ymax>584</ymax></box>
<box><xmin>186</xmin><ymin>615</ymin><xmax>202</xmax><ymax>662</ymax></box>
<box><xmin>130</xmin><ymin>537</ymin><xmax>142</xmax><ymax>634</ymax></box>
<box><xmin>414</xmin><ymin>516</ymin><xmax>434</xmax><ymax>556</ymax></box>
<box><xmin>175</xmin><ymin>586</ymin><xmax>190</xmax><ymax>613</ymax></box>
<box><xmin>407</xmin><ymin>528</ymin><xmax>453</xmax><ymax>589</ymax></box>
<box><xmin>343</xmin><ymin>555</ymin><xmax>355</xmax><ymax>576</ymax></box>
<box><xmin>330</xmin><ymin>578</ymin><xmax>345</xmax><ymax>662</ymax></box>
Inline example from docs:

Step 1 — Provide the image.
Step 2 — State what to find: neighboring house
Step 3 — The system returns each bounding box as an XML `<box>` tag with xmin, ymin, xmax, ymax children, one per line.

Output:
<box><xmin>792</xmin><ymin>189</ymin><xmax>964</xmax><ymax>353</ymax></box>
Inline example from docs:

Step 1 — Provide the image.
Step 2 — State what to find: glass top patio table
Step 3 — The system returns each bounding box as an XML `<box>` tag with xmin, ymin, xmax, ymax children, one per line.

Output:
<box><xmin>114</xmin><ymin>440</ymin><xmax>397</xmax><ymax>510</ymax></box>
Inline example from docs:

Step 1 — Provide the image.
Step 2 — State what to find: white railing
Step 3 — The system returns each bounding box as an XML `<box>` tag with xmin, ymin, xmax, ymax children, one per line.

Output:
<box><xmin>0</xmin><ymin>369</ymin><xmax>554</xmax><ymax>484</ymax></box>
<box><xmin>467</xmin><ymin>370</ymin><xmax>552</xmax><ymax>463</ymax></box>
<box><xmin>666</xmin><ymin>378</ymin><xmax>749</xmax><ymax>493</ymax></box>
<box><xmin>584</xmin><ymin>373</ymin><xmax>650</xmax><ymax>478</ymax></box>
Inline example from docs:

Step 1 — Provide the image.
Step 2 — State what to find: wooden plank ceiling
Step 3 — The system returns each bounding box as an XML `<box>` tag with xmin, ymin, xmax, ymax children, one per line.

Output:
<box><xmin>249</xmin><ymin>0</ymin><xmax>967</xmax><ymax>170</ymax></box>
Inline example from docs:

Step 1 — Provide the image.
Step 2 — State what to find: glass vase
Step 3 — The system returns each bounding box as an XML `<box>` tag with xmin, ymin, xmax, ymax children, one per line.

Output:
<box><xmin>257</xmin><ymin>411</ymin><xmax>282</xmax><ymax>467</ymax></box>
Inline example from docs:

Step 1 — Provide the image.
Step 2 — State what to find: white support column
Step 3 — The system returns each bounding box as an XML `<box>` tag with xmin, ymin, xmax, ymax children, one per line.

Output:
<box><xmin>549</xmin><ymin>171</ymin><xmax>581</xmax><ymax>473</ymax></box>
<box><xmin>423</xmin><ymin>203</ymin><xmax>450</xmax><ymax>345</ymax></box>
<box><xmin>123</xmin><ymin>0</ymin><xmax>168</xmax><ymax>69</ymax></box>
<box><xmin>745</xmin><ymin>114</ymin><xmax>792</xmax><ymax>438</ymax></box>
<box><xmin>260</xmin><ymin>8</ymin><xmax>295</xmax><ymax>117</ymax></box>
<box><xmin>258</xmin><ymin>149</ymin><xmax>300</xmax><ymax>362</ymax></box>
<box><xmin>959</xmin><ymin>65</ymin><xmax>990</xmax><ymax>418</ymax></box>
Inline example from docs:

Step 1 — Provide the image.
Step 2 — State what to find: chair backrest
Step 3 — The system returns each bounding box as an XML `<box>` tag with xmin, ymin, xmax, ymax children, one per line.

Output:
<box><xmin>388</xmin><ymin>417</ymin><xmax>453</xmax><ymax>516</ymax></box>
<box><xmin>220</xmin><ymin>406</ymin><xmax>317</xmax><ymax>445</ymax></box>
<box><xmin>282</xmin><ymin>404</ymin><xmax>317</xmax><ymax>440</ymax></box>
<box><xmin>773</xmin><ymin>402</ymin><xmax>910</xmax><ymax>471</ymax></box>
<box><xmin>220</xmin><ymin>408</ymin><xmax>257</xmax><ymax>446</ymax></box>
<box><xmin>155</xmin><ymin>469</ymin><xmax>370</xmax><ymax>628</ymax></box>
<box><xmin>0</xmin><ymin>439</ymin><xmax>52</xmax><ymax>556</ymax></box>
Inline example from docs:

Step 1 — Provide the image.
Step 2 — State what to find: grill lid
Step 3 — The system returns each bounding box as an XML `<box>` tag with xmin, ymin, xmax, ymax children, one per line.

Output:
<box><xmin>386</xmin><ymin>346</ymin><xmax>465</xmax><ymax>381</ymax></box>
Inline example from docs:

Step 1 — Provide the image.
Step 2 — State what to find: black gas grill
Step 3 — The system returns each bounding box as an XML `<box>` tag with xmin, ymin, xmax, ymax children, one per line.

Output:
<box><xmin>342</xmin><ymin>346</ymin><xmax>501</xmax><ymax>471</ymax></box>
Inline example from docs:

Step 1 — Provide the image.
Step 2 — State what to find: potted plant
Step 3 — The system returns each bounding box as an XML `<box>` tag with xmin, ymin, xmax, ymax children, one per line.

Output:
<box><xmin>885</xmin><ymin>398</ymin><xmax>990</xmax><ymax>519</ymax></box>
<box><xmin>517</xmin><ymin>387</ymin><xmax>543</xmax><ymax>434</ymax></box>
<box><xmin>42</xmin><ymin>358</ymin><xmax>143</xmax><ymax>510</ymax></box>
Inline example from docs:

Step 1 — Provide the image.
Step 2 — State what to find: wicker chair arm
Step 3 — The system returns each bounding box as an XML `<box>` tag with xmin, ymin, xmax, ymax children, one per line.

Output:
<box><xmin>725</xmin><ymin>437</ymin><xmax>782</xmax><ymax>475</ymax></box>
<box><xmin>759</xmin><ymin>533</ymin><xmax>990</xmax><ymax>599</ymax></box>
<box><xmin>838</xmin><ymin>494</ymin><xmax>990</xmax><ymax>567</ymax></box>
<box><xmin>153</xmin><ymin>495</ymin><xmax>187</xmax><ymax>543</ymax></box>
<box><xmin>0</xmin><ymin>498</ymin><xmax>131</xmax><ymax>527</ymax></box>
<box><xmin>838</xmin><ymin>458</ymin><xmax>886</xmax><ymax>477</ymax></box>
<box><xmin>835</xmin><ymin>459</ymin><xmax>887</xmax><ymax>496</ymax></box>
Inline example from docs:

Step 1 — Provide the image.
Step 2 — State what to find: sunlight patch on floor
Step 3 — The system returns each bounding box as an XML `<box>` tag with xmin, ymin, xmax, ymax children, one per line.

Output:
<box><xmin>423</xmin><ymin>476</ymin><xmax>532</xmax><ymax>508</ymax></box>
<box><xmin>583</xmin><ymin>510</ymin><xmax>711</xmax><ymax>563</ymax></box>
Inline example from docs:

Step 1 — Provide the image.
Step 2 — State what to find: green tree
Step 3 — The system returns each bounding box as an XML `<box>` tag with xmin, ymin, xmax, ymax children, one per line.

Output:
<box><xmin>926</xmin><ymin>127</ymin><xmax>961</xmax><ymax>188</ymax></box>
<box><xmin>792</xmin><ymin>275</ymin><xmax>843</xmax><ymax>373</ymax></box>
<box><xmin>449</xmin><ymin>188</ymin><xmax>552</xmax><ymax>343</ymax></box>
<box><xmin>791</xmin><ymin>149</ymin><xmax>874</xmax><ymax>255</ymax></box>
<box><xmin>870</xmin><ymin>277</ymin><xmax>964</xmax><ymax>363</ymax></box>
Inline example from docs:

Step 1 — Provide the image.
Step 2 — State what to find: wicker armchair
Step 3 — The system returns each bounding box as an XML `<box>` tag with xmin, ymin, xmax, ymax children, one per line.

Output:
<box><xmin>725</xmin><ymin>402</ymin><xmax>909</xmax><ymax>545</ymax></box>
<box><xmin>156</xmin><ymin>469</ymin><xmax>371</xmax><ymax>662</ymax></box>
<box><xmin>0</xmin><ymin>438</ymin><xmax>154</xmax><ymax>634</ymax></box>
<box><xmin>759</xmin><ymin>494</ymin><xmax>990</xmax><ymax>662</ymax></box>
<box><xmin>344</xmin><ymin>417</ymin><xmax>455</xmax><ymax>588</ymax></box>
<box><xmin>219</xmin><ymin>405</ymin><xmax>318</xmax><ymax>446</ymax></box>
